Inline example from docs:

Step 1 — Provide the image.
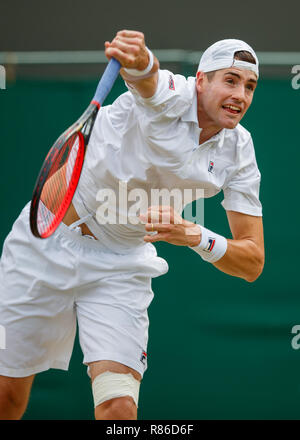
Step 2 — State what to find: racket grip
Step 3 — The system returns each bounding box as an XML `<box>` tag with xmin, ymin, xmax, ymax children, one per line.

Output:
<box><xmin>93</xmin><ymin>58</ymin><xmax>121</xmax><ymax>106</ymax></box>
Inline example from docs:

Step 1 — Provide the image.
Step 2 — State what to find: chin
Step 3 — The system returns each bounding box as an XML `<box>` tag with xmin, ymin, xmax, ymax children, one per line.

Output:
<box><xmin>222</xmin><ymin>119</ymin><xmax>239</xmax><ymax>129</ymax></box>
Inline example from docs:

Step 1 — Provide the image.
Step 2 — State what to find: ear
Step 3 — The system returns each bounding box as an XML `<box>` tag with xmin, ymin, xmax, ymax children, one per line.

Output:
<box><xmin>196</xmin><ymin>70</ymin><xmax>205</xmax><ymax>92</ymax></box>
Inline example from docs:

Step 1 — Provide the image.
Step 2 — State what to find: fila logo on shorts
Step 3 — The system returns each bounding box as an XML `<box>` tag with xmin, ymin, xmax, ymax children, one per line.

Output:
<box><xmin>168</xmin><ymin>75</ymin><xmax>175</xmax><ymax>91</ymax></box>
<box><xmin>203</xmin><ymin>237</ymin><xmax>216</xmax><ymax>253</ymax></box>
<box><xmin>140</xmin><ymin>350</ymin><xmax>147</xmax><ymax>365</ymax></box>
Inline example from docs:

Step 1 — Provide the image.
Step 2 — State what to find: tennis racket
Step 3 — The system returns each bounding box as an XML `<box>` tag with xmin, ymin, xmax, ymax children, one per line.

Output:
<box><xmin>30</xmin><ymin>57</ymin><xmax>121</xmax><ymax>238</ymax></box>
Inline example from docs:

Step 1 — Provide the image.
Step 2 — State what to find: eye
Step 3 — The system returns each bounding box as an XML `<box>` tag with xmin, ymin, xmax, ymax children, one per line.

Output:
<box><xmin>246</xmin><ymin>84</ymin><xmax>254</xmax><ymax>91</ymax></box>
<box><xmin>226</xmin><ymin>78</ymin><xmax>234</xmax><ymax>84</ymax></box>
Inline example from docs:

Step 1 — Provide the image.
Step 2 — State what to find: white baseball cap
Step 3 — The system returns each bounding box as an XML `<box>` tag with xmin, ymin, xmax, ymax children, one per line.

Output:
<box><xmin>197</xmin><ymin>39</ymin><xmax>259</xmax><ymax>78</ymax></box>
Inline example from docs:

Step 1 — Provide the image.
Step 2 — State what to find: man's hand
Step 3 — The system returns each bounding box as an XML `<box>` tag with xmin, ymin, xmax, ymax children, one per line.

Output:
<box><xmin>105</xmin><ymin>30</ymin><xmax>149</xmax><ymax>71</ymax></box>
<box><xmin>105</xmin><ymin>30</ymin><xmax>159</xmax><ymax>98</ymax></box>
<box><xmin>140</xmin><ymin>206</ymin><xmax>201</xmax><ymax>247</ymax></box>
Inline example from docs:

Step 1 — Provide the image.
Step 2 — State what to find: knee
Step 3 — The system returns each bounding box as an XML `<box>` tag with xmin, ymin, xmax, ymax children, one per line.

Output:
<box><xmin>95</xmin><ymin>395</ymin><xmax>137</xmax><ymax>420</ymax></box>
<box><xmin>92</xmin><ymin>370</ymin><xmax>140</xmax><ymax>420</ymax></box>
<box><xmin>0</xmin><ymin>385</ymin><xmax>27</xmax><ymax>420</ymax></box>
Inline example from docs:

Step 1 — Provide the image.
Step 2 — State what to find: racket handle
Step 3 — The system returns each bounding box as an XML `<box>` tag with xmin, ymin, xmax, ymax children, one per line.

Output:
<box><xmin>93</xmin><ymin>58</ymin><xmax>121</xmax><ymax>106</ymax></box>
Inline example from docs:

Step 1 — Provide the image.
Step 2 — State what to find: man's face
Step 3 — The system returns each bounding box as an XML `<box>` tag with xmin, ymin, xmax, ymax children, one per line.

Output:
<box><xmin>196</xmin><ymin>67</ymin><xmax>258</xmax><ymax>130</ymax></box>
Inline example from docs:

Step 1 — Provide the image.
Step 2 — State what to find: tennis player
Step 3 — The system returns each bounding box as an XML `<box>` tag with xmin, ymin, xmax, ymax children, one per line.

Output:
<box><xmin>0</xmin><ymin>30</ymin><xmax>264</xmax><ymax>419</ymax></box>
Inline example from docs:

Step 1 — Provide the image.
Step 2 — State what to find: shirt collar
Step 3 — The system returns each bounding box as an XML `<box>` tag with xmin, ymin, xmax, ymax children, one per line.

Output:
<box><xmin>181</xmin><ymin>80</ymin><xmax>226</xmax><ymax>148</ymax></box>
<box><xmin>181</xmin><ymin>81</ymin><xmax>198</xmax><ymax>124</ymax></box>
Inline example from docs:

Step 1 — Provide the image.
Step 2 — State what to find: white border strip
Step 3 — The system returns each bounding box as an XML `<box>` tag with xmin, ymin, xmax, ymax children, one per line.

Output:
<box><xmin>0</xmin><ymin>50</ymin><xmax>298</xmax><ymax>66</ymax></box>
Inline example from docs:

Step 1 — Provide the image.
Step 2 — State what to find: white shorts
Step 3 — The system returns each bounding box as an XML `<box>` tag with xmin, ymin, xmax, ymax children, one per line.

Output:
<box><xmin>0</xmin><ymin>203</ymin><xmax>168</xmax><ymax>378</ymax></box>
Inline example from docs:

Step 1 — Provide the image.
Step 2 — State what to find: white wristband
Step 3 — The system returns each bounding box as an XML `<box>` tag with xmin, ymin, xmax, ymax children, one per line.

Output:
<box><xmin>123</xmin><ymin>47</ymin><xmax>154</xmax><ymax>77</ymax></box>
<box><xmin>189</xmin><ymin>225</ymin><xmax>227</xmax><ymax>263</ymax></box>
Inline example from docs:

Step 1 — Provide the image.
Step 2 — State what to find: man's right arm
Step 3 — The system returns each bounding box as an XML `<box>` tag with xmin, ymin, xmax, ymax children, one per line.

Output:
<box><xmin>104</xmin><ymin>30</ymin><xmax>159</xmax><ymax>99</ymax></box>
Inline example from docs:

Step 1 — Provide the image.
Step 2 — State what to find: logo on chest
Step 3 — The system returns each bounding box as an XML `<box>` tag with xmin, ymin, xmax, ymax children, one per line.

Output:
<box><xmin>208</xmin><ymin>161</ymin><xmax>214</xmax><ymax>173</ymax></box>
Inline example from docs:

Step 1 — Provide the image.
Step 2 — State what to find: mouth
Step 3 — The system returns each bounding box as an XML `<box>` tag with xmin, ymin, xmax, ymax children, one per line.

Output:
<box><xmin>222</xmin><ymin>104</ymin><xmax>242</xmax><ymax>115</ymax></box>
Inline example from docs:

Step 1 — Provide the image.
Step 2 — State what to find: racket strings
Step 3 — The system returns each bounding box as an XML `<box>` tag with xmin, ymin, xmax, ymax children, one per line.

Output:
<box><xmin>38</xmin><ymin>133</ymin><xmax>81</xmax><ymax>235</ymax></box>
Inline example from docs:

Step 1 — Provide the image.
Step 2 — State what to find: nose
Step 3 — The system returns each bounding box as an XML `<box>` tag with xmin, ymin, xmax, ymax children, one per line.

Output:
<box><xmin>231</xmin><ymin>84</ymin><xmax>246</xmax><ymax>103</ymax></box>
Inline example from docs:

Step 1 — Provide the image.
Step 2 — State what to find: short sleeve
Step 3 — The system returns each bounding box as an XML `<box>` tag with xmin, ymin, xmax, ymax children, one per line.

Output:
<box><xmin>221</xmin><ymin>136</ymin><xmax>262</xmax><ymax>216</ymax></box>
<box><xmin>126</xmin><ymin>69</ymin><xmax>194</xmax><ymax>119</ymax></box>
<box><xmin>126</xmin><ymin>70</ymin><xmax>195</xmax><ymax>171</ymax></box>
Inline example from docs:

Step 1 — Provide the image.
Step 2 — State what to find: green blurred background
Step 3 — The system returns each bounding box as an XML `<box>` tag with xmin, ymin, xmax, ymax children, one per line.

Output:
<box><xmin>1</xmin><ymin>67</ymin><xmax>300</xmax><ymax>420</ymax></box>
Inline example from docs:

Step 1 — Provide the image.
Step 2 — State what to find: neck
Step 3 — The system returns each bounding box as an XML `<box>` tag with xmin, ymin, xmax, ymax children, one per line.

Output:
<box><xmin>199</xmin><ymin>126</ymin><xmax>222</xmax><ymax>144</ymax></box>
<box><xmin>197</xmin><ymin>94</ymin><xmax>222</xmax><ymax>144</ymax></box>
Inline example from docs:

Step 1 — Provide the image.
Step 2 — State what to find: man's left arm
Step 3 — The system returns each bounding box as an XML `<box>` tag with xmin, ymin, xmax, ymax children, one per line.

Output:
<box><xmin>140</xmin><ymin>207</ymin><xmax>265</xmax><ymax>283</ymax></box>
<box><xmin>213</xmin><ymin>210</ymin><xmax>264</xmax><ymax>282</ymax></box>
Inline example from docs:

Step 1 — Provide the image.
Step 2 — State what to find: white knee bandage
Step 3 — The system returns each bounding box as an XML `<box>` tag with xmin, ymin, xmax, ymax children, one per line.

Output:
<box><xmin>92</xmin><ymin>371</ymin><xmax>140</xmax><ymax>408</ymax></box>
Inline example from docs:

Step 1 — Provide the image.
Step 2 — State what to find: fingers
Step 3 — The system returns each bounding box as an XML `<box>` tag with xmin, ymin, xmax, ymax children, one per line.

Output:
<box><xmin>104</xmin><ymin>30</ymin><xmax>148</xmax><ymax>69</ymax></box>
<box><xmin>144</xmin><ymin>232</ymin><xmax>171</xmax><ymax>243</ymax></box>
<box><xmin>141</xmin><ymin>210</ymin><xmax>173</xmax><ymax>244</ymax></box>
<box><xmin>140</xmin><ymin>206</ymin><xmax>183</xmax><ymax>225</ymax></box>
<box><xmin>140</xmin><ymin>206</ymin><xmax>167</xmax><ymax>223</ymax></box>
<box><xmin>107</xmin><ymin>37</ymin><xmax>143</xmax><ymax>54</ymax></box>
<box><xmin>144</xmin><ymin>223</ymin><xmax>173</xmax><ymax>233</ymax></box>
<box><xmin>140</xmin><ymin>206</ymin><xmax>198</xmax><ymax>246</ymax></box>
<box><xmin>117</xmin><ymin>30</ymin><xmax>145</xmax><ymax>39</ymax></box>
<box><xmin>113</xmin><ymin>36</ymin><xmax>144</xmax><ymax>47</ymax></box>
<box><xmin>105</xmin><ymin>46</ymin><xmax>138</xmax><ymax>67</ymax></box>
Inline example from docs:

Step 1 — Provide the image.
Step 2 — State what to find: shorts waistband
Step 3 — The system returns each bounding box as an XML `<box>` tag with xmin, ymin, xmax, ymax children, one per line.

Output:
<box><xmin>57</xmin><ymin>221</ymin><xmax>150</xmax><ymax>256</ymax></box>
<box><xmin>57</xmin><ymin>221</ymin><xmax>115</xmax><ymax>252</ymax></box>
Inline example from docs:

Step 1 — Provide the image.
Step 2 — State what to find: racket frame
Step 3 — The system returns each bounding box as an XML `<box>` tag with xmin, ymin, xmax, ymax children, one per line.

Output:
<box><xmin>30</xmin><ymin>103</ymin><xmax>98</xmax><ymax>238</ymax></box>
<box><xmin>30</xmin><ymin>58</ymin><xmax>121</xmax><ymax>238</ymax></box>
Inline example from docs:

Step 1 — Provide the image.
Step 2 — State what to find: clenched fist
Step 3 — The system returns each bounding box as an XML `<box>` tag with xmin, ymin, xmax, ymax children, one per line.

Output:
<box><xmin>105</xmin><ymin>30</ymin><xmax>150</xmax><ymax>71</ymax></box>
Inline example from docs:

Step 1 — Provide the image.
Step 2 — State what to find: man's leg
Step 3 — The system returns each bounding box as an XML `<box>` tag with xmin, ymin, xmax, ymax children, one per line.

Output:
<box><xmin>0</xmin><ymin>375</ymin><xmax>35</xmax><ymax>420</ymax></box>
<box><xmin>88</xmin><ymin>360</ymin><xmax>141</xmax><ymax>420</ymax></box>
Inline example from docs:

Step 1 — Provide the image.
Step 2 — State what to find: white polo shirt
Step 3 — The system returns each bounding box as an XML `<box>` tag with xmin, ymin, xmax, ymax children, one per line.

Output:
<box><xmin>72</xmin><ymin>69</ymin><xmax>262</xmax><ymax>251</ymax></box>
